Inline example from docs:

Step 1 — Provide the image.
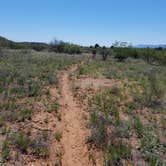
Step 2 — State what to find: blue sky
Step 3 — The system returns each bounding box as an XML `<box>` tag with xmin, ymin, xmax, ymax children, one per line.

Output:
<box><xmin>0</xmin><ymin>0</ymin><xmax>166</xmax><ymax>46</ymax></box>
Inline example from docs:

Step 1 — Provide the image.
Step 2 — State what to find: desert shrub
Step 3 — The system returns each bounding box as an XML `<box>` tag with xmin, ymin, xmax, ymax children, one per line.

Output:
<box><xmin>113</xmin><ymin>47</ymin><xmax>166</xmax><ymax>65</ymax></box>
<box><xmin>137</xmin><ymin>48</ymin><xmax>166</xmax><ymax>65</ymax></box>
<box><xmin>114</xmin><ymin>48</ymin><xmax>138</xmax><ymax>62</ymax></box>
<box><xmin>50</xmin><ymin>41</ymin><xmax>82</xmax><ymax>54</ymax></box>
<box><xmin>32</xmin><ymin>45</ymin><xmax>45</xmax><ymax>52</ymax></box>
<box><xmin>114</xmin><ymin>51</ymin><xmax>127</xmax><ymax>62</ymax></box>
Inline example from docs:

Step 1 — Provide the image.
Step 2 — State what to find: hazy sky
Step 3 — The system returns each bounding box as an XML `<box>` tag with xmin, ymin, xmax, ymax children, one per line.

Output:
<box><xmin>0</xmin><ymin>0</ymin><xmax>166</xmax><ymax>46</ymax></box>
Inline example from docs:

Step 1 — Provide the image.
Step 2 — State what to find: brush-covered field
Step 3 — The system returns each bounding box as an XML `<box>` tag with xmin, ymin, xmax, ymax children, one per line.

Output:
<box><xmin>0</xmin><ymin>49</ymin><xmax>80</xmax><ymax>165</ymax></box>
<box><xmin>72</xmin><ymin>55</ymin><xmax>166</xmax><ymax>165</ymax></box>
<box><xmin>0</xmin><ymin>48</ymin><xmax>166</xmax><ymax>166</ymax></box>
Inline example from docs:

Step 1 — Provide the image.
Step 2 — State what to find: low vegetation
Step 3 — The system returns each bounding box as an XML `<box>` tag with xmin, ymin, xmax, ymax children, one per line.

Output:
<box><xmin>74</xmin><ymin>52</ymin><xmax>166</xmax><ymax>165</ymax></box>
<box><xmin>0</xmin><ymin>49</ymin><xmax>79</xmax><ymax>164</ymax></box>
<box><xmin>0</xmin><ymin>37</ymin><xmax>166</xmax><ymax>165</ymax></box>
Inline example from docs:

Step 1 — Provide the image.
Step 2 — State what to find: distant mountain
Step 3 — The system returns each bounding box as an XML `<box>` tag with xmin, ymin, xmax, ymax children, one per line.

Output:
<box><xmin>136</xmin><ymin>44</ymin><xmax>166</xmax><ymax>48</ymax></box>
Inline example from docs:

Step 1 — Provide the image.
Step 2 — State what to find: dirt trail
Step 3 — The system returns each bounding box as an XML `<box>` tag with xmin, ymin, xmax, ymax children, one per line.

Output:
<box><xmin>60</xmin><ymin>65</ymin><xmax>91</xmax><ymax>166</ymax></box>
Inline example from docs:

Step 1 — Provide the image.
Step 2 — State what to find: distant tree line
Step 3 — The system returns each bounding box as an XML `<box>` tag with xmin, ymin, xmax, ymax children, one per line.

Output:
<box><xmin>89</xmin><ymin>42</ymin><xmax>166</xmax><ymax>65</ymax></box>
<box><xmin>0</xmin><ymin>36</ymin><xmax>82</xmax><ymax>54</ymax></box>
<box><xmin>1</xmin><ymin>36</ymin><xmax>166</xmax><ymax>65</ymax></box>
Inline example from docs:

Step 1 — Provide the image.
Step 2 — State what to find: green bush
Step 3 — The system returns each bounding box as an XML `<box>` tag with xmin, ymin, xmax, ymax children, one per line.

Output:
<box><xmin>50</xmin><ymin>41</ymin><xmax>82</xmax><ymax>54</ymax></box>
<box><xmin>114</xmin><ymin>48</ymin><xmax>138</xmax><ymax>62</ymax></box>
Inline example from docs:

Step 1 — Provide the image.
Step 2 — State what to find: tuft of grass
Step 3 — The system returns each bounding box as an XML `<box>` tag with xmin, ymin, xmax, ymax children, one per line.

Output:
<box><xmin>47</xmin><ymin>73</ymin><xmax>57</xmax><ymax>85</ymax></box>
<box><xmin>0</xmin><ymin>115</ymin><xmax>5</xmax><ymax>127</ymax></box>
<box><xmin>134</xmin><ymin>116</ymin><xmax>143</xmax><ymax>137</ymax></box>
<box><xmin>46</xmin><ymin>101</ymin><xmax>59</xmax><ymax>113</ymax></box>
<box><xmin>52</xmin><ymin>101</ymin><xmax>59</xmax><ymax>113</ymax></box>
<box><xmin>55</xmin><ymin>131</ymin><xmax>62</xmax><ymax>142</ymax></box>
<box><xmin>31</xmin><ymin>140</ymin><xmax>49</xmax><ymax>158</ymax></box>
<box><xmin>11</xmin><ymin>132</ymin><xmax>31</xmax><ymax>153</ymax></box>
<box><xmin>17</xmin><ymin>109</ymin><xmax>32</xmax><ymax>122</ymax></box>
<box><xmin>56</xmin><ymin>112</ymin><xmax>62</xmax><ymax>121</ymax></box>
<box><xmin>115</xmin><ymin>121</ymin><xmax>131</xmax><ymax>138</ymax></box>
<box><xmin>26</xmin><ymin>80</ymin><xmax>40</xmax><ymax>97</ymax></box>
<box><xmin>1</xmin><ymin>140</ymin><xmax>10</xmax><ymax>161</ymax></box>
